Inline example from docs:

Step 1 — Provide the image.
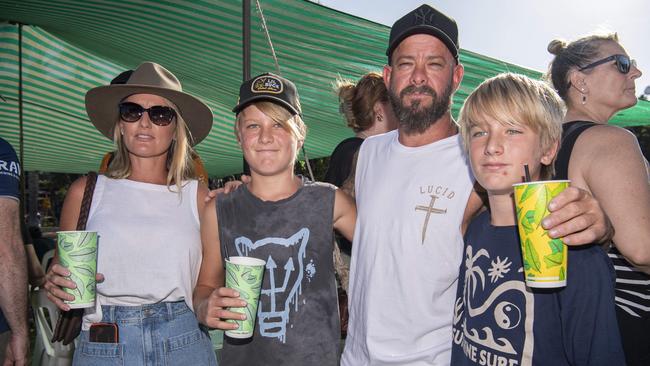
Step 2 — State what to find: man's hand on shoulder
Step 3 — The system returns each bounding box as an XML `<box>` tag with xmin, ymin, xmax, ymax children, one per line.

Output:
<box><xmin>204</xmin><ymin>175</ymin><xmax>250</xmax><ymax>203</ymax></box>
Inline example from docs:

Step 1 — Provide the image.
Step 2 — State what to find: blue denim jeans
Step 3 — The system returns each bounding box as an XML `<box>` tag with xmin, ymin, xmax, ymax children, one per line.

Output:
<box><xmin>73</xmin><ymin>301</ymin><xmax>217</xmax><ymax>366</ymax></box>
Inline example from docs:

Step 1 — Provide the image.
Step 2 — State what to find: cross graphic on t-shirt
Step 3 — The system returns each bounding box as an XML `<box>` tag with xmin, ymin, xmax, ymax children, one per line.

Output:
<box><xmin>415</xmin><ymin>195</ymin><xmax>447</xmax><ymax>244</ymax></box>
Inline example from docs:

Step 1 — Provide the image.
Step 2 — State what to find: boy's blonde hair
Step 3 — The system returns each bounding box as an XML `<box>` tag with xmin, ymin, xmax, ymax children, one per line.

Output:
<box><xmin>235</xmin><ymin>101</ymin><xmax>307</xmax><ymax>143</ymax></box>
<box><xmin>458</xmin><ymin>73</ymin><xmax>565</xmax><ymax>180</ymax></box>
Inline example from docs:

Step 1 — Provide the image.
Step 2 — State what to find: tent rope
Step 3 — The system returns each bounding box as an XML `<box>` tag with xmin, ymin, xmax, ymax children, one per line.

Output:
<box><xmin>255</xmin><ymin>0</ymin><xmax>315</xmax><ymax>182</ymax></box>
<box><xmin>255</xmin><ymin>0</ymin><xmax>281</xmax><ymax>74</ymax></box>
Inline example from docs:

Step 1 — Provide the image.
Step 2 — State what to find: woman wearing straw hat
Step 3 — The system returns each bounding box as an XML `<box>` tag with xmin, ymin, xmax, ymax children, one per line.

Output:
<box><xmin>547</xmin><ymin>33</ymin><xmax>650</xmax><ymax>365</ymax></box>
<box><xmin>43</xmin><ymin>62</ymin><xmax>217</xmax><ymax>365</ymax></box>
<box><xmin>194</xmin><ymin>73</ymin><xmax>356</xmax><ymax>365</ymax></box>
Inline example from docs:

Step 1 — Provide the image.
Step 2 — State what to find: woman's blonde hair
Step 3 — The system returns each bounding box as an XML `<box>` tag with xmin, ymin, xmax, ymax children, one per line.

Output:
<box><xmin>106</xmin><ymin>100</ymin><xmax>197</xmax><ymax>192</ymax></box>
<box><xmin>459</xmin><ymin>73</ymin><xmax>565</xmax><ymax>180</ymax></box>
<box><xmin>336</xmin><ymin>72</ymin><xmax>388</xmax><ymax>132</ymax></box>
<box><xmin>235</xmin><ymin>101</ymin><xmax>307</xmax><ymax>143</ymax></box>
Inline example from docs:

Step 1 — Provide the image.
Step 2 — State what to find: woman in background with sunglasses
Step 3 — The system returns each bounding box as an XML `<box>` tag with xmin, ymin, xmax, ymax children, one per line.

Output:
<box><xmin>43</xmin><ymin>62</ymin><xmax>217</xmax><ymax>365</ymax></box>
<box><xmin>548</xmin><ymin>33</ymin><xmax>650</xmax><ymax>366</ymax></box>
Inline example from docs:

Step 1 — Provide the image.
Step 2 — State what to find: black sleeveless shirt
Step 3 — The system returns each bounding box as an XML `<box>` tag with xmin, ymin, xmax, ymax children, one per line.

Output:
<box><xmin>217</xmin><ymin>178</ymin><xmax>340</xmax><ymax>365</ymax></box>
<box><xmin>555</xmin><ymin>121</ymin><xmax>650</xmax><ymax>318</ymax></box>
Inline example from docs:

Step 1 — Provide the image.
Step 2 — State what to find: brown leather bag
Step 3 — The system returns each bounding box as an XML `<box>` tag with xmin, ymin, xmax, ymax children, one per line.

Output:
<box><xmin>51</xmin><ymin>172</ymin><xmax>97</xmax><ymax>345</ymax></box>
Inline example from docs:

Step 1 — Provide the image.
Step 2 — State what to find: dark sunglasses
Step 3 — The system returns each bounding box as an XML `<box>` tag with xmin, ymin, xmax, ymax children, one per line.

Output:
<box><xmin>118</xmin><ymin>102</ymin><xmax>177</xmax><ymax>126</ymax></box>
<box><xmin>579</xmin><ymin>54</ymin><xmax>636</xmax><ymax>74</ymax></box>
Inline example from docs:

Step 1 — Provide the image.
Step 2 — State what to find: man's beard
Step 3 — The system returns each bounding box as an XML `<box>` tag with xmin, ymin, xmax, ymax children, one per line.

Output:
<box><xmin>388</xmin><ymin>81</ymin><xmax>453</xmax><ymax>135</ymax></box>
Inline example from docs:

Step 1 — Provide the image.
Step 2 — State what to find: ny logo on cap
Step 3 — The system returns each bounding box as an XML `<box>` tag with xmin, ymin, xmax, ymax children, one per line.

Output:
<box><xmin>252</xmin><ymin>75</ymin><xmax>284</xmax><ymax>94</ymax></box>
<box><xmin>414</xmin><ymin>7</ymin><xmax>435</xmax><ymax>25</ymax></box>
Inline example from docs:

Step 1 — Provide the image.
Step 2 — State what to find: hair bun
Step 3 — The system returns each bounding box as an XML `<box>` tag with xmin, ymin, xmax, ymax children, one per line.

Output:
<box><xmin>547</xmin><ymin>39</ymin><xmax>568</xmax><ymax>55</ymax></box>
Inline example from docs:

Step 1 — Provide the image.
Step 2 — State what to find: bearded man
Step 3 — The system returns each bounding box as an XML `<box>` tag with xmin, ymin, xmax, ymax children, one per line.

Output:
<box><xmin>341</xmin><ymin>5</ymin><xmax>614</xmax><ymax>366</ymax></box>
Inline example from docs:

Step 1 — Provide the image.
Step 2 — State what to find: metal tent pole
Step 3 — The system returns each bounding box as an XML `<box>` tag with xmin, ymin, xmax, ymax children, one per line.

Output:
<box><xmin>242</xmin><ymin>0</ymin><xmax>251</xmax><ymax>175</ymax></box>
<box><xmin>17</xmin><ymin>23</ymin><xmax>26</xmax><ymax>218</ymax></box>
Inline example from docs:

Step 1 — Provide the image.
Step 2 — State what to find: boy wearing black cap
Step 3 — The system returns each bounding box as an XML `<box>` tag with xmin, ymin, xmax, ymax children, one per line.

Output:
<box><xmin>194</xmin><ymin>73</ymin><xmax>356</xmax><ymax>365</ymax></box>
<box><xmin>342</xmin><ymin>4</ymin><xmax>613</xmax><ymax>366</ymax></box>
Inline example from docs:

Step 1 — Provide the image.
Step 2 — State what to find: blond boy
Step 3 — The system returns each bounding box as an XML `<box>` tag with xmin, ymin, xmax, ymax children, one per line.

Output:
<box><xmin>450</xmin><ymin>73</ymin><xmax>624</xmax><ymax>366</ymax></box>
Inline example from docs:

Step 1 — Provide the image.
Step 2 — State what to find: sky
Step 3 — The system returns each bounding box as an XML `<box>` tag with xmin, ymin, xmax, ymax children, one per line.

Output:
<box><xmin>320</xmin><ymin>0</ymin><xmax>650</xmax><ymax>96</ymax></box>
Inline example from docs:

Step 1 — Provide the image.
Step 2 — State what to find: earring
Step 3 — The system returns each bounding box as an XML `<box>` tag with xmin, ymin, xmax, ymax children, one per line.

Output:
<box><xmin>580</xmin><ymin>87</ymin><xmax>587</xmax><ymax>105</ymax></box>
<box><xmin>377</xmin><ymin>114</ymin><xmax>383</xmax><ymax>122</ymax></box>
<box><xmin>120</xmin><ymin>129</ymin><xmax>124</xmax><ymax>135</ymax></box>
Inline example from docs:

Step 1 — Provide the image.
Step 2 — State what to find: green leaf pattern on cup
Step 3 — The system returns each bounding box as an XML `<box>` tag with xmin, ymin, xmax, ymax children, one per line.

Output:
<box><xmin>58</xmin><ymin>232</ymin><xmax>97</xmax><ymax>305</ymax></box>
<box><xmin>516</xmin><ymin>182</ymin><xmax>569</xmax><ymax>286</ymax></box>
<box><xmin>225</xmin><ymin>261</ymin><xmax>265</xmax><ymax>335</ymax></box>
<box><xmin>543</xmin><ymin>238</ymin><xmax>565</xmax><ymax>268</ymax></box>
<box><xmin>242</xmin><ymin>268</ymin><xmax>259</xmax><ymax>284</ymax></box>
<box><xmin>550</xmin><ymin>183</ymin><xmax>566</xmax><ymax>198</ymax></box>
<box><xmin>532</xmin><ymin>186</ymin><xmax>548</xmax><ymax>229</ymax></box>
<box><xmin>543</xmin><ymin>252</ymin><xmax>564</xmax><ymax>268</ymax></box>
<box><xmin>74</xmin><ymin>264</ymin><xmax>95</xmax><ymax>277</ymax></box>
<box><xmin>86</xmin><ymin>282</ymin><xmax>96</xmax><ymax>297</ymax></box>
<box><xmin>68</xmin><ymin>271</ymin><xmax>85</xmax><ymax>299</ymax></box>
<box><xmin>79</xmin><ymin>232</ymin><xmax>95</xmax><ymax>247</ymax></box>
<box><xmin>521</xmin><ymin>210</ymin><xmax>535</xmax><ymax>234</ymax></box>
<box><xmin>523</xmin><ymin>238</ymin><xmax>541</xmax><ymax>273</ymax></box>
<box><xmin>519</xmin><ymin>183</ymin><xmax>540</xmax><ymax>203</ymax></box>
<box><xmin>60</xmin><ymin>236</ymin><xmax>75</xmax><ymax>251</ymax></box>
<box><xmin>548</xmin><ymin>238</ymin><xmax>564</xmax><ymax>254</ymax></box>
<box><xmin>226</xmin><ymin>269</ymin><xmax>240</xmax><ymax>287</ymax></box>
<box><xmin>69</xmin><ymin>247</ymin><xmax>97</xmax><ymax>262</ymax></box>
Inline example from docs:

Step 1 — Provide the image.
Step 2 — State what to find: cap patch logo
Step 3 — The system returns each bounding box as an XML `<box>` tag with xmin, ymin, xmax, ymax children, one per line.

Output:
<box><xmin>252</xmin><ymin>75</ymin><xmax>283</xmax><ymax>94</ymax></box>
<box><xmin>414</xmin><ymin>7</ymin><xmax>434</xmax><ymax>25</ymax></box>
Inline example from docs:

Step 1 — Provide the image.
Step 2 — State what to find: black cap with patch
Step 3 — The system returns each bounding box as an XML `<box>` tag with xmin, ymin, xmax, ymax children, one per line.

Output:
<box><xmin>233</xmin><ymin>73</ymin><xmax>301</xmax><ymax>116</ymax></box>
<box><xmin>386</xmin><ymin>4</ymin><xmax>459</xmax><ymax>64</ymax></box>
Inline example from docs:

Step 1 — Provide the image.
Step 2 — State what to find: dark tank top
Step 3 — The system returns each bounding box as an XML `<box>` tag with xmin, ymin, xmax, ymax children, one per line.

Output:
<box><xmin>217</xmin><ymin>178</ymin><xmax>340</xmax><ymax>365</ymax></box>
<box><xmin>555</xmin><ymin>121</ymin><xmax>650</xmax><ymax>317</ymax></box>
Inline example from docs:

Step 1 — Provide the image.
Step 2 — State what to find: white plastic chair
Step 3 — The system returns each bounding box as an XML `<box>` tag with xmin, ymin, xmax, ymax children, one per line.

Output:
<box><xmin>31</xmin><ymin>249</ymin><xmax>74</xmax><ymax>366</ymax></box>
<box><xmin>41</xmin><ymin>249</ymin><xmax>55</xmax><ymax>272</ymax></box>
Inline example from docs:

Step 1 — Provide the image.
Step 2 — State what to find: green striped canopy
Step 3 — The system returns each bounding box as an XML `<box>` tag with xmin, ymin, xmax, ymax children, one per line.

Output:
<box><xmin>1</xmin><ymin>0</ymin><xmax>649</xmax><ymax>176</ymax></box>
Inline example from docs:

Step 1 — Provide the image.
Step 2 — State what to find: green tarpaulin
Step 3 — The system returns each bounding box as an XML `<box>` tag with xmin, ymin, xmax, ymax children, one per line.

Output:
<box><xmin>1</xmin><ymin>0</ymin><xmax>649</xmax><ymax>176</ymax></box>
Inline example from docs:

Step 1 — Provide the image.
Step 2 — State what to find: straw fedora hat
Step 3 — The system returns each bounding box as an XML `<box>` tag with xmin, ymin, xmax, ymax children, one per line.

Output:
<box><xmin>85</xmin><ymin>62</ymin><xmax>213</xmax><ymax>145</ymax></box>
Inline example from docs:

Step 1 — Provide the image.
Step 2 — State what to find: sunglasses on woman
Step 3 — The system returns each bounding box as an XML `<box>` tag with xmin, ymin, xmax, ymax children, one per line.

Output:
<box><xmin>118</xmin><ymin>102</ymin><xmax>177</xmax><ymax>126</ymax></box>
<box><xmin>579</xmin><ymin>54</ymin><xmax>636</xmax><ymax>74</ymax></box>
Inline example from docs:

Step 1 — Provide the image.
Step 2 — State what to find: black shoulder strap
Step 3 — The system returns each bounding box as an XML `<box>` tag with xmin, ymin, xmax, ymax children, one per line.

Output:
<box><xmin>555</xmin><ymin>121</ymin><xmax>597</xmax><ymax>180</ymax></box>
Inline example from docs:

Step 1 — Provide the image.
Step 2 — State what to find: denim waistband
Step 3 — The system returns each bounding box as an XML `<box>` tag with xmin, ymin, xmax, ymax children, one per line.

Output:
<box><xmin>100</xmin><ymin>301</ymin><xmax>191</xmax><ymax>323</ymax></box>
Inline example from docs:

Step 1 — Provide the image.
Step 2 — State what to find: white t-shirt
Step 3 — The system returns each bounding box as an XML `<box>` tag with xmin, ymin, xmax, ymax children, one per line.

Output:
<box><xmin>82</xmin><ymin>176</ymin><xmax>201</xmax><ymax>329</ymax></box>
<box><xmin>342</xmin><ymin>130</ymin><xmax>474</xmax><ymax>365</ymax></box>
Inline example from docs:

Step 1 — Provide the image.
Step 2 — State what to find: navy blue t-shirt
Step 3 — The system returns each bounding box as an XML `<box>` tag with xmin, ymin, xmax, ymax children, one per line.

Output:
<box><xmin>450</xmin><ymin>211</ymin><xmax>625</xmax><ymax>366</ymax></box>
<box><xmin>0</xmin><ymin>137</ymin><xmax>20</xmax><ymax>200</ymax></box>
<box><xmin>0</xmin><ymin>137</ymin><xmax>20</xmax><ymax>333</ymax></box>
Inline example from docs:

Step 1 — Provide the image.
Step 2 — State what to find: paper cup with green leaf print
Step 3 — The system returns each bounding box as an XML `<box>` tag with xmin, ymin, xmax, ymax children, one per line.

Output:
<box><xmin>225</xmin><ymin>256</ymin><xmax>266</xmax><ymax>339</ymax></box>
<box><xmin>57</xmin><ymin>231</ymin><xmax>98</xmax><ymax>308</ymax></box>
<box><xmin>513</xmin><ymin>180</ymin><xmax>570</xmax><ymax>288</ymax></box>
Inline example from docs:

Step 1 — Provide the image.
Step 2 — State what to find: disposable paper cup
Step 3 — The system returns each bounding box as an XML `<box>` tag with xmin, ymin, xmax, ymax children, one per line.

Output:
<box><xmin>224</xmin><ymin>256</ymin><xmax>266</xmax><ymax>339</ymax></box>
<box><xmin>513</xmin><ymin>180</ymin><xmax>570</xmax><ymax>288</ymax></box>
<box><xmin>56</xmin><ymin>231</ymin><xmax>98</xmax><ymax>308</ymax></box>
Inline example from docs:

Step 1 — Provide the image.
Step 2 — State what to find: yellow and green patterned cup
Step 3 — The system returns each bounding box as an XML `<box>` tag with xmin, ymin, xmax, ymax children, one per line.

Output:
<box><xmin>513</xmin><ymin>180</ymin><xmax>570</xmax><ymax>288</ymax></box>
<box><xmin>56</xmin><ymin>231</ymin><xmax>98</xmax><ymax>308</ymax></box>
<box><xmin>225</xmin><ymin>256</ymin><xmax>266</xmax><ymax>339</ymax></box>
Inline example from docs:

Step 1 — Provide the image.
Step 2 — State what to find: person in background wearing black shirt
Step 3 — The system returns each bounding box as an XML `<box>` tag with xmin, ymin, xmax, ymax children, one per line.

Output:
<box><xmin>324</xmin><ymin>72</ymin><xmax>398</xmax><ymax>293</ymax></box>
<box><xmin>547</xmin><ymin>32</ymin><xmax>650</xmax><ymax>366</ymax></box>
<box><xmin>325</xmin><ymin>72</ymin><xmax>398</xmax><ymax>201</ymax></box>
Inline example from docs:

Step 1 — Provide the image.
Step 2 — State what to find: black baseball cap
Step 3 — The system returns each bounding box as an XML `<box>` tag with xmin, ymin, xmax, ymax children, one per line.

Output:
<box><xmin>386</xmin><ymin>4</ymin><xmax>459</xmax><ymax>64</ymax></box>
<box><xmin>232</xmin><ymin>73</ymin><xmax>302</xmax><ymax>116</ymax></box>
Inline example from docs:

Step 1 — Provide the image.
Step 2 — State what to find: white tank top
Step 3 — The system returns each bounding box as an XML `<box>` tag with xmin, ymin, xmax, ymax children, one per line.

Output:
<box><xmin>342</xmin><ymin>130</ymin><xmax>474</xmax><ymax>365</ymax></box>
<box><xmin>82</xmin><ymin>176</ymin><xmax>201</xmax><ymax>329</ymax></box>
